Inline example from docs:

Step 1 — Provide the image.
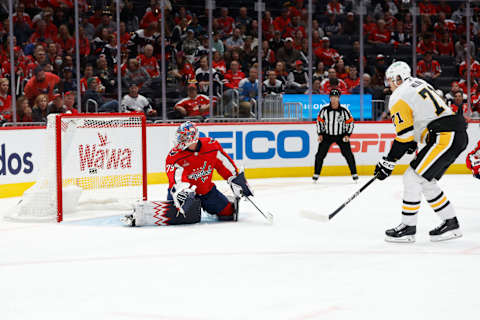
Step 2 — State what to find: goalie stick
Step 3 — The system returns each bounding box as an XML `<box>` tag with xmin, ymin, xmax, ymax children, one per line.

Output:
<box><xmin>300</xmin><ymin>175</ymin><xmax>377</xmax><ymax>222</ymax></box>
<box><xmin>245</xmin><ymin>196</ymin><xmax>274</xmax><ymax>223</ymax></box>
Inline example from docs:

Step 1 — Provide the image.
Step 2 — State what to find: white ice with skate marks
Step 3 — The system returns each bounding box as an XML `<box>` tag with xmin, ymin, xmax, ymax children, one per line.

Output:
<box><xmin>1</xmin><ymin>175</ymin><xmax>479</xmax><ymax>320</ymax></box>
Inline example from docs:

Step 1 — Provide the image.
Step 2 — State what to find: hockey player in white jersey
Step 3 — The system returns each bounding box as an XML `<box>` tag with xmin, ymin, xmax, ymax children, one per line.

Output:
<box><xmin>374</xmin><ymin>61</ymin><xmax>468</xmax><ymax>242</ymax></box>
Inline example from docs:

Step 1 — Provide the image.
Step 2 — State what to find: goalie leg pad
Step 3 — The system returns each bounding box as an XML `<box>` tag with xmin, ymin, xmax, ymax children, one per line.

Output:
<box><xmin>199</xmin><ymin>185</ymin><xmax>236</xmax><ymax>220</ymax></box>
<box><xmin>132</xmin><ymin>200</ymin><xmax>201</xmax><ymax>226</ymax></box>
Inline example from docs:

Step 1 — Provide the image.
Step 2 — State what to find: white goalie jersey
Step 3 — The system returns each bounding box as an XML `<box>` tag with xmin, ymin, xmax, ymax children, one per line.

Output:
<box><xmin>388</xmin><ymin>77</ymin><xmax>455</xmax><ymax>144</ymax></box>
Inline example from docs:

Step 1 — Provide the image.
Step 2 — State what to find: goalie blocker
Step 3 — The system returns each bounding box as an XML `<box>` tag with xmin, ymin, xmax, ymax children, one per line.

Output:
<box><xmin>122</xmin><ymin>121</ymin><xmax>252</xmax><ymax>226</ymax></box>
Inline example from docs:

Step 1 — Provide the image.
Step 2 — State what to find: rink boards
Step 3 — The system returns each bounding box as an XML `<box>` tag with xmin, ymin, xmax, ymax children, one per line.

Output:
<box><xmin>1</xmin><ymin>121</ymin><xmax>479</xmax><ymax>198</ymax></box>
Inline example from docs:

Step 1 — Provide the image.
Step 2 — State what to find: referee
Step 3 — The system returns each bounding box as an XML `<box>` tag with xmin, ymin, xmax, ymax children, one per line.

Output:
<box><xmin>313</xmin><ymin>89</ymin><xmax>358</xmax><ymax>182</ymax></box>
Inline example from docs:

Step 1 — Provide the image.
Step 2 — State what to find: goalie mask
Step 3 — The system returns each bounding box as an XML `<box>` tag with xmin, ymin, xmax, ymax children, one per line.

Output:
<box><xmin>174</xmin><ymin>121</ymin><xmax>199</xmax><ymax>150</ymax></box>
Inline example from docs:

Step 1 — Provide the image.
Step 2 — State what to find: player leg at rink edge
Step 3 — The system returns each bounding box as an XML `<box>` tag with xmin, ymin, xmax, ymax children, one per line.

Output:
<box><xmin>374</xmin><ymin>61</ymin><xmax>468</xmax><ymax>243</ymax></box>
<box><xmin>122</xmin><ymin>121</ymin><xmax>253</xmax><ymax>227</ymax></box>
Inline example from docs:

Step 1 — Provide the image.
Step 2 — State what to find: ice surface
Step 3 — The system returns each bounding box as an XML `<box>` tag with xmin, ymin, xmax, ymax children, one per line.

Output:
<box><xmin>1</xmin><ymin>175</ymin><xmax>479</xmax><ymax>320</ymax></box>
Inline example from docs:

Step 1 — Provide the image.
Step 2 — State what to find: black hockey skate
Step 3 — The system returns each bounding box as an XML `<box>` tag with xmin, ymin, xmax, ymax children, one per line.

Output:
<box><xmin>352</xmin><ymin>174</ymin><xmax>359</xmax><ymax>183</ymax></box>
<box><xmin>429</xmin><ymin>217</ymin><xmax>462</xmax><ymax>242</ymax></box>
<box><xmin>385</xmin><ymin>223</ymin><xmax>416</xmax><ymax>243</ymax></box>
<box><xmin>312</xmin><ymin>174</ymin><xmax>319</xmax><ymax>183</ymax></box>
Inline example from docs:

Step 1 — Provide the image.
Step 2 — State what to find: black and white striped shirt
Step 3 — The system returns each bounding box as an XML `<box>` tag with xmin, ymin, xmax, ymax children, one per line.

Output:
<box><xmin>316</xmin><ymin>104</ymin><xmax>354</xmax><ymax>136</ymax></box>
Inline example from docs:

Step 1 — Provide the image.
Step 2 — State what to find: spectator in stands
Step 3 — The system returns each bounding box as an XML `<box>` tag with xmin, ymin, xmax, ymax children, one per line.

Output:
<box><xmin>436</xmin><ymin>32</ymin><xmax>454</xmax><ymax>56</ymax></box>
<box><xmin>368</xmin><ymin>19</ymin><xmax>391</xmax><ymax>45</ymax></box>
<box><xmin>236</xmin><ymin>7</ymin><xmax>252</xmax><ymax>28</ymax></box>
<box><xmin>171</xmin><ymin>52</ymin><xmax>195</xmax><ymax>86</ymax></box>
<box><xmin>96</xmin><ymin>12</ymin><xmax>116</xmax><ymax>35</ymax></box>
<box><xmin>13</xmin><ymin>3</ymin><xmax>33</xmax><ymax>46</ymax></box>
<box><xmin>450</xmin><ymin>90</ymin><xmax>469</xmax><ymax>117</ymax></box>
<box><xmin>321</xmin><ymin>68</ymin><xmax>347</xmax><ymax>94</ymax></box>
<box><xmin>311</xmin><ymin>79</ymin><xmax>322</xmax><ymax>94</ymax></box>
<box><xmin>121</xmin><ymin>83</ymin><xmax>157</xmax><ymax>116</ymax></box>
<box><xmin>212</xmin><ymin>51</ymin><xmax>226</xmax><ymax>74</ymax></box>
<box><xmin>322</xmin><ymin>13</ymin><xmax>342</xmax><ymax>37</ymax></box>
<box><xmin>16</xmin><ymin>96</ymin><xmax>33</xmax><ymax>122</ymax></box>
<box><xmin>445</xmin><ymin>81</ymin><xmax>466</xmax><ymax>106</ymax></box>
<box><xmin>195</xmin><ymin>56</ymin><xmax>223</xmax><ymax>98</ymax></box>
<box><xmin>262</xmin><ymin>40</ymin><xmax>276</xmax><ymax>70</ymax></box>
<box><xmin>313</xmin><ymin>61</ymin><xmax>328</xmax><ymax>83</ymax></box>
<box><xmin>238</xmin><ymin>67</ymin><xmax>258</xmax><ymax>117</ymax></box>
<box><xmin>277</xmin><ymin>37</ymin><xmax>302</xmax><ymax>70</ymax></box>
<box><xmin>137</xmin><ymin>44</ymin><xmax>160</xmax><ymax>78</ymax></box>
<box><xmin>212</xmin><ymin>32</ymin><xmax>225</xmax><ymax>55</ymax></box>
<box><xmin>345</xmin><ymin>65</ymin><xmax>360</xmax><ymax>93</ymax></box>
<box><xmin>287</xmin><ymin>60</ymin><xmax>308</xmax><ymax>93</ymax></box>
<box><xmin>182</xmin><ymin>29</ymin><xmax>201</xmax><ymax>57</ymax></box>
<box><xmin>63</xmin><ymin>91</ymin><xmax>78</xmax><ymax>114</ymax></box>
<box><xmin>342</xmin><ymin>12</ymin><xmax>357</xmax><ymax>36</ymax></box>
<box><xmin>417</xmin><ymin>33</ymin><xmax>437</xmax><ymax>55</ymax></box>
<box><xmin>352</xmin><ymin>73</ymin><xmax>376</xmax><ymax>96</ymax></box>
<box><xmin>47</xmin><ymin>93</ymin><xmax>65</xmax><ymax>114</ymax></box>
<box><xmin>0</xmin><ymin>78</ymin><xmax>12</xmax><ymax>122</ymax></box>
<box><xmin>223</xmin><ymin>60</ymin><xmax>245</xmax><ymax>116</ymax></box>
<box><xmin>269</xmin><ymin>30</ymin><xmax>284</xmax><ymax>55</ymax></box>
<box><xmin>92</xmin><ymin>27</ymin><xmax>110</xmax><ymax>56</ymax></box>
<box><xmin>80</xmin><ymin>64</ymin><xmax>100</xmax><ymax>94</ymax></box>
<box><xmin>335</xmin><ymin>59</ymin><xmax>348</xmax><ymax>80</ymax></box>
<box><xmin>314</xmin><ymin>37</ymin><xmax>339</xmax><ymax>68</ymax></box>
<box><xmin>217</xmin><ymin>7</ymin><xmax>235</xmax><ymax>38</ymax></box>
<box><xmin>124</xmin><ymin>58</ymin><xmax>151</xmax><ymax>92</ymax></box>
<box><xmin>31</xmin><ymin>93</ymin><xmax>49</xmax><ymax>122</ymax></box>
<box><xmin>29</xmin><ymin>19</ymin><xmax>57</xmax><ymax>44</ymax></box>
<box><xmin>225</xmin><ymin>28</ymin><xmax>244</xmax><ymax>52</ymax></box>
<box><xmin>24</xmin><ymin>66</ymin><xmax>60</xmax><ymax>102</ymax></box>
<box><xmin>417</xmin><ymin>51</ymin><xmax>442</xmax><ymax>86</ymax></box>
<box><xmin>174</xmin><ymin>83</ymin><xmax>210</xmax><ymax>118</ymax></box>
<box><xmin>84</xmin><ymin>77</ymin><xmax>119</xmax><ymax>113</ymax></box>
<box><xmin>129</xmin><ymin>22</ymin><xmax>159</xmax><ymax>57</ymax></box>
<box><xmin>285</xmin><ymin>16</ymin><xmax>306</xmax><ymax>40</ymax></box>
<box><xmin>275</xmin><ymin>61</ymin><xmax>289</xmax><ymax>85</ymax></box>
<box><xmin>58</xmin><ymin>67</ymin><xmax>77</xmax><ymax>93</ymax></box>
<box><xmin>57</xmin><ymin>24</ymin><xmax>72</xmax><ymax>55</ymax></box>
<box><xmin>96</xmin><ymin>54</ymin><xmax>116</xmax><ymax>95</ymax></box>
<box><xmin>391</xmin><ymin>20</ymin><xmax>411</xmax><ymax>47</ymax></box>
<box><xmin>273</xmin><ymin>8</ymin><xmax>290</xmax><ymax>34</ymax></box>
<box><xmin>140</xmin><ymin>2</ymin><xmax>161</xmax><ymax>29</ymax></box>
<box><xmin>263</xmin><ymin>70</ymin><xmax>285</xmax><ymax>95</ymax></box>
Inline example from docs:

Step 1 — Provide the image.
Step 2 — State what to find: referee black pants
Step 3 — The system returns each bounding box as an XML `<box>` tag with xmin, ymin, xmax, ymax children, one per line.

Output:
<box><xmin>314</xmin><ymin>135</ymin><xmax>357</xmax><ymax>176</ymax></box>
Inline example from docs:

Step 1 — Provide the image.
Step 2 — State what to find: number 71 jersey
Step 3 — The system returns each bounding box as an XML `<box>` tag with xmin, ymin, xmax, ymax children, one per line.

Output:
<box><xmin>388</xmin><ymin>77</ymin><xmax>454</xmax><ymax>144</ymax></box>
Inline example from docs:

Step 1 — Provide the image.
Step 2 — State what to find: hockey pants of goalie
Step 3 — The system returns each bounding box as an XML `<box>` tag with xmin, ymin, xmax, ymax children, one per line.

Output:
<box><xmin>401</xmin><ymin>130</ymin><xmax>468</xmax><ymax>226</ymax></box>
<box><xmin>134</xmin><ymin>185</ymin><xmax>236</xmax><ymax>226</ymax></box>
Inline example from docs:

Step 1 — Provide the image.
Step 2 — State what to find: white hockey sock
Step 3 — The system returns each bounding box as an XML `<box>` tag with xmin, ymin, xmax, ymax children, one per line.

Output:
<box><xmin>401</xmin><ymin>168</ymin><xmax>423</xmax><ymax>226</ymax></box>
<box><xmin>421</xmin><ymin>179</ymin><xmax>456</xmax><ymax>221</ymax></box>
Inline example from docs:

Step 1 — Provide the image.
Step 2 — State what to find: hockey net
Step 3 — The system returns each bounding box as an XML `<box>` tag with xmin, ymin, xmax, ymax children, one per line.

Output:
<box><xmin>7</xmin><ymin>113</ymin><xmax>147</xmax><ymax>222</ymax></box>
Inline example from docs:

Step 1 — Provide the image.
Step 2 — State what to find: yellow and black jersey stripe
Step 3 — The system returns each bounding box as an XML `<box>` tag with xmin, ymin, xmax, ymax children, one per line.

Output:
<box><xmin>390</xmin><ymin>99</ymin><xmax>414</xmax><ymax>143</ymax></box>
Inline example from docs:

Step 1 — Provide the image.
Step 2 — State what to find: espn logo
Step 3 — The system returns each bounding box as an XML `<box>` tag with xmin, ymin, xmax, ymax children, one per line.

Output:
<box><xmin>329</xmin><ymin>133</ymin><xmax>396</xmax><ymax>153</ymax></box>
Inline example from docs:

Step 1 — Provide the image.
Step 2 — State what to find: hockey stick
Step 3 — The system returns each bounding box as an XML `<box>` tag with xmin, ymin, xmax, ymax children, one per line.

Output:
<box><xmin>300</xmin><ymin>175</ymin><xmax>378</xmax><ymax>222</ymax></box>
<box><xmin>245</xmin><ymin>196</ymin><xmax>274</xmax><ymax>223</ymax></box>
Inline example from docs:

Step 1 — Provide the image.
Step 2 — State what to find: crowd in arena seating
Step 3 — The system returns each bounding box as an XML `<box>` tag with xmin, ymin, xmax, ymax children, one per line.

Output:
<box><xmin>0</xmin><ymin>0</ymin><xmax>479</xmax><ymax>123</ymax></box>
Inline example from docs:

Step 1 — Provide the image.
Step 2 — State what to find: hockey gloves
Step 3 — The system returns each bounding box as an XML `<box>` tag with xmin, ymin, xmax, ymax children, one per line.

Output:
<box><xmin>172</xmin><ymin>183</ymin><xmax>197</xmax><ymax>215</ymax></box>
<box><xmin>475</xmin><ymin>174</ymin><xmax>480</xmax><ymax>180</ymax></box>
<box><xmin>228</xmin><ymin>172</ymin><xmax>253</xmax><ymax>198</ymax></box>
<box><xmin>375</xmin><ymin>157</ymin><xmax>396</xmax><ymax>180</ymax></box>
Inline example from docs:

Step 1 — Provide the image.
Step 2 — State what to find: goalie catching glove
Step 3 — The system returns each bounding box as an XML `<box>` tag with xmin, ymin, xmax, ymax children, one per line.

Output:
<box><xmin>171</xmin><ymin>182</ymin><xmax>198</xmax><ymax>214</ymax></box>
<box><xmin>375</xmin><ymin>157</ymin><xmax>396</xmax><ymax>180</ymax></box>
<box><xmin>228</xmin><ymin>172</ymin><xmax>253</xmax><ymax>198</ymax></box>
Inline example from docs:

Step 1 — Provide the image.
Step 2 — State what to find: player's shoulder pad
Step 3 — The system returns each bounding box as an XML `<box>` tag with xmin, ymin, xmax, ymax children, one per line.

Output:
<box><xmin>199</xmin><ymin>136</ymin><xmax>221</xmax><ymax>150</ymax></box>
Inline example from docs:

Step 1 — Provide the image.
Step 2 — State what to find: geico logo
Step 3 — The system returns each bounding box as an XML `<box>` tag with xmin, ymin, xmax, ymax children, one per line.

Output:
<box><xmin>329</xmin><ymin>133</ymin><xmax>396</xmax><ymax>153</ymax></box>
<box><xmin>0</xmin><ymin>144</ymin><xmax>34</xmax><ymax>175</ymax></box>
<box><xmin>199</xmin><ymin>130</ymin><xmax>310</xmax><ymax>160</ymax></box>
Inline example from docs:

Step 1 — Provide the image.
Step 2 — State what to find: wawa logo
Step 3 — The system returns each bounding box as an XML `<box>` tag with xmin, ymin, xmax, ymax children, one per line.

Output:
<box><xmin>187</xmin><ymin>161</ymin><xmax>213</xmax><ymax>183</ymax></box>
<box><xmin>78</xmin><ymin>132</ymin><xmax>132</xmax><ymax>172</ymax></box>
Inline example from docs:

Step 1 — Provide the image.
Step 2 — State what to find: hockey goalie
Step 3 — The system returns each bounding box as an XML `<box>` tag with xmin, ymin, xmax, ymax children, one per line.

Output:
<box><xmin>466</xmin><ymin>140</ymin><xmax>480</xmax><ymax>179</ymax></box>
<box><xmin>122</xmin><ymin>121</ymin><xmax>253</xmax><ymax>226</ymax></box>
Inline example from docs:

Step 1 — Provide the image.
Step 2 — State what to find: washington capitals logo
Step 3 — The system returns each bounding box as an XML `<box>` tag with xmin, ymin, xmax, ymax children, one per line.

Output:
<box><xmin>188</xmin><ymin>161</ymin><xmax>213</xmax><ymax>183</ymax></box>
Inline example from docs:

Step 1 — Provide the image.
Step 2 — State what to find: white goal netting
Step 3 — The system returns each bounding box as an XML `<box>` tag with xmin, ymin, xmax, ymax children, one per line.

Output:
<box><xmin>7</xmin><ymin>113</ymin><xmax>147</xmax><ymax>222</ymax></box>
